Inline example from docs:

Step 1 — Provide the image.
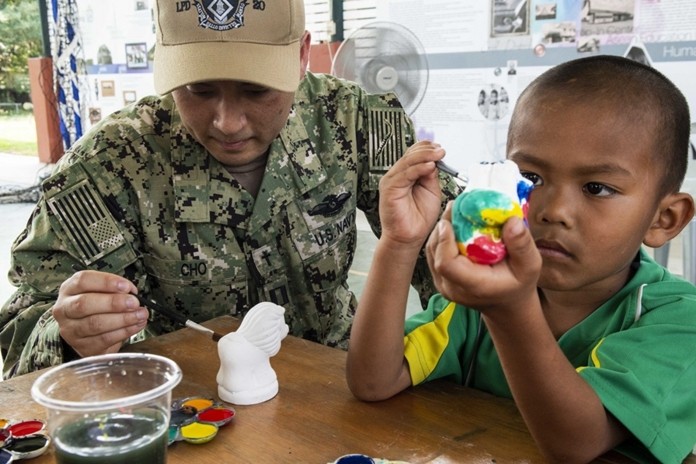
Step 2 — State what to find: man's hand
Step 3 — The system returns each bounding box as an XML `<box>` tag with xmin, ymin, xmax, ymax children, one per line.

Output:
<box><xmin>53</xmin><ymin>270</ymin><xmax>148</xmax><ymax>357</ymax></box>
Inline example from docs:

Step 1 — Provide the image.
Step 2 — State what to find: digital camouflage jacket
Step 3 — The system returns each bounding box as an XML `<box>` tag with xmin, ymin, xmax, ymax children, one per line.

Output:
<box><xmin>0</xmin><ymin>72</ymin><xmax>460</xmax><ymax>378</ymax></box>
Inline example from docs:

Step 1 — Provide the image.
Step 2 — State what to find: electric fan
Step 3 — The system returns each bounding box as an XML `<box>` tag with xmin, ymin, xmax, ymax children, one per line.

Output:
<box><xmin>331</xmin><ymin>21</ymin><xmax>429</xmax><ymax>116</ymax></box>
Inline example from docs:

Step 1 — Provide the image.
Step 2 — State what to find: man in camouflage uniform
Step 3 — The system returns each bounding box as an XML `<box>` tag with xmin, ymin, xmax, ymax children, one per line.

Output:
<box><xmin>0</xmin><ymin>0</ymin><xmax>460</xmax><ymax>378</ymax></box>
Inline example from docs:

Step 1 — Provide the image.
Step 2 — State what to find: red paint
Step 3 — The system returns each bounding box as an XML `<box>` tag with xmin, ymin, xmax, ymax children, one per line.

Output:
<box><xmin>8</xmin><ymin>420</ymin><xmax>44</xmax><ymax>437</ymax></box>
<box><xmin>466</xmin><ymin>236</ymin><xmax>507</xmax><ymax>265</ymax></box>
<box><xmin>197</xmin><ymin>407</ymin><xmax>235</xmax><ymax>426</ymax></box>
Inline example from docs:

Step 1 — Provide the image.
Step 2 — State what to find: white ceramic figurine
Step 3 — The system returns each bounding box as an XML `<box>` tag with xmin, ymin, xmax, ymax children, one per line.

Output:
<box><xmin>216</xmin><ymin>302</ymin><xmax>289</xmax><ymax>405</ymax></box>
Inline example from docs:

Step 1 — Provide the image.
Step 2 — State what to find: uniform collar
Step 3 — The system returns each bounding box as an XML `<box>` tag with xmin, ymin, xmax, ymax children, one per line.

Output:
<box><xmin>248</xmin><ymin>106</ymin><xmax>328</xmax><ymax>233</ymax></box>
<box><xmin>170</xmin><ymin>103</ymin><xmax>328</xmax><ymax>230</ymax></box>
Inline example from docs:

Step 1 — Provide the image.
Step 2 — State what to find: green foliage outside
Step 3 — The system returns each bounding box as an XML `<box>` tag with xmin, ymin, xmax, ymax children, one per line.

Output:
<box><xmin>0</xmin><ymin>112</ymin><xmax>38</xmax><ymax>156</ymax></box>
<box><xmin>0</xmin><ymin>0</ymin><xmax>43</xmax><ymax>103</ymax></box>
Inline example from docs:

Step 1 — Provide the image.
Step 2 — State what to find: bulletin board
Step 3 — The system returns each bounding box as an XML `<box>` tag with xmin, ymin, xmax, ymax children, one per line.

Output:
<box><xmin>75</xmin><ymin>0</ymin><xmax>696</xmax><ymax>170</ymax></box>
<box><xmin>375</xmin><ymin>0</ymin><xmax>696</xmax><ymax>170</ymax></box>
<box><xmin>77</xmin><ymin>0</ymin><xmax>156</xmax><ymax>130</ymax></box>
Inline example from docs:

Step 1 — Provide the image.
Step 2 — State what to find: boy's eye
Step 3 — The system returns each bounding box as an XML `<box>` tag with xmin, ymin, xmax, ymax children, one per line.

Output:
<box><xmin>520</xmin><ymin>171</ymin><xmax>542</xmax><ymax>186</ymax></box>
<box><xmin>584</xmin><ymin>182</ymin><xmax>616</xmax><ymax>197</ymax></box>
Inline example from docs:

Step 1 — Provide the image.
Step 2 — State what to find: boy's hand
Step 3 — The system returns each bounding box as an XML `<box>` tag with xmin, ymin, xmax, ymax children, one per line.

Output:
<box><xmin>379</xmin><ymin>141</ymin><xmax>445</xmax><ymax>249</ymax></box>
<box><xmin>426</xmin><ymin>213</ymin><xmax>541</xmax><ymax>313</ymax></box>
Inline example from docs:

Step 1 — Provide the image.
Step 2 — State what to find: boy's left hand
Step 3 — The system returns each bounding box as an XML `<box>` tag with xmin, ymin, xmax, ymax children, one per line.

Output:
<box><xmin>426</xmin><ymin>210</ymin><xmax>541</xmax><ymax>313</ymax></box>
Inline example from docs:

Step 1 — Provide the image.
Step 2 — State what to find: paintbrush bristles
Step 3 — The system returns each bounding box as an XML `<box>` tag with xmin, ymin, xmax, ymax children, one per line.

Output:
<box><xmin>132</xmin><ymin>293</ymin><xmax>224</xmax><ymax>342</ymax></box>
<box><xmin>185</xmin><ymin>320</ymin><xmax>225</xmax><ymax>342</ymax></box>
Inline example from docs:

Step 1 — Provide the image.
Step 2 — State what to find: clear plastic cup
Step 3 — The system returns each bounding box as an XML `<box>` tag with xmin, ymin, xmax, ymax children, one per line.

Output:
<box><xmin>31</xmin><ymin>353</ymin><xmax>182</xmax><ymax>464</ymax></box>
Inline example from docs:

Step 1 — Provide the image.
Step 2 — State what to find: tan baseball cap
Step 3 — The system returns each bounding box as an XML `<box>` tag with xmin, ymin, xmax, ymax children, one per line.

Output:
<box><xmin>153</xmin><ymin>0</ymin><xmax>305</xmax><ymax>95</ymax></box>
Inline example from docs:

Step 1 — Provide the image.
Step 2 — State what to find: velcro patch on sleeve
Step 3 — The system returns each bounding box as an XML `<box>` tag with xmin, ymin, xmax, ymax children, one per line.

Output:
<box><xmin>368</xmin><ymin>107</ymin><xmax>408</xmax><ymax>171</ymax></box>
<box><xmin>47</xmin><ymin>180</ymin><xmax>125</xmax><ymax>265</ymax></box>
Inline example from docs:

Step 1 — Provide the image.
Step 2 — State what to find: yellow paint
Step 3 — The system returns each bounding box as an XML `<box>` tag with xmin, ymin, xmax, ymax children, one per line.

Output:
<box><xmin>481</xmin><ymin>202</ymin><xmax>523</xmax><ymax>226</ymax></box>
<box><xmin>182</xmin><ymin>397</ymin><xmax>214</xmax><ymax>411</ymax></box>
<box><xmin>180</xmin><ymin>422</ymin><xmax>218</xmax><ymax>444</ymax></box>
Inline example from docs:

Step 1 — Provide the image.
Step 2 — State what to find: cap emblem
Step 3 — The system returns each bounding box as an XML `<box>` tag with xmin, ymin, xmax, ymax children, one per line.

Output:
<box><xmin>194</xmin><ymin>0</ymin><xmax>247</xmax><ymax>31</ymax></box>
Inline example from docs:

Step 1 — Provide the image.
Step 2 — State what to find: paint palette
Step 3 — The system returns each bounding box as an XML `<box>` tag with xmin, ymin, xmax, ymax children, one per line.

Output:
<box><xmin>331</xmin><ymin>456</ymin><xmax>412</xmax><ymax>464</ymax></box>
<box><xmin>168</xmin><ymin>397</ymin><xmax>236</xmax><ymax>445</ymax></box>
<box><xmin>0</xmin><ymin>418</ymin><xmax>51</xmax><ymax>461</ymax></box>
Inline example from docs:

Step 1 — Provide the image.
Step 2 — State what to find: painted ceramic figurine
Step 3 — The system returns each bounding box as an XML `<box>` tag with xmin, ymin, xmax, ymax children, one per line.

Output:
<box><xmin>452</xmin><ymin>160</ymin><xmax>534</xmax><ymax>265</ymax></box>
<box><xmin>216</xmin><ymin>302</ymin><xmax>289</xmax><ymax>405</ymax></box>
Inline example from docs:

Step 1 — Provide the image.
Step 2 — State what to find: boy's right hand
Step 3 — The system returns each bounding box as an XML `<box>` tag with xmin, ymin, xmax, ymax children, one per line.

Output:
<box><xmin>426</xmin><ymin>213</ymin><xmax>542</xmax><ymax>314</ymax></box>
<box><xmin>378</xmin><ymin>140</ymin><xmax>446</xmax><ymax>249</ymax></box>
<box><xmin>52</xmin><ymin>270</ymin><xmax>149</xmax><ymax>357</ymax></box>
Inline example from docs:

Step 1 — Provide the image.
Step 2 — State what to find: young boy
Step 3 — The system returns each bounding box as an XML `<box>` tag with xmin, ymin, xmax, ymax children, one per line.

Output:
<box><xmin>346</xmin><ymin>55</ymin><xmax>696</xmax><ymax>464</ymax></box>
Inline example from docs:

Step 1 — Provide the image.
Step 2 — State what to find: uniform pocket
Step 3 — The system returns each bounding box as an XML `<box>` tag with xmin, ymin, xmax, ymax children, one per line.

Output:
<box><xmin>141</xmin><ymin>252</ymin><xmax>248</xmax><ymax>322</ymax></box>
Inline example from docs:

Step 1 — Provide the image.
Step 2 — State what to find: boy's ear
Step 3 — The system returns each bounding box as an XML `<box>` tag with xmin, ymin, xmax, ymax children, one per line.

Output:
<box><xmin>643</xmin><ymin>192</ymin><xmax>696</xmax><ymax>248</ymax></box>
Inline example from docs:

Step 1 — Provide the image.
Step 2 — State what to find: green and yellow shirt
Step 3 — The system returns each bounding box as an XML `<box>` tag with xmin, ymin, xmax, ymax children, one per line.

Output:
<box><xmin>404</xmin><ymin>249</ymin><xmax>696</xmax><ymax>464</ymax></box>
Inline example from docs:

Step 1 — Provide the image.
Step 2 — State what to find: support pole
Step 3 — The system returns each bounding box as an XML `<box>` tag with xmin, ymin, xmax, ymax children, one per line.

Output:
<box><xmin>330</xmin><ymin>0</ymin><xmax>344</xmax><ymax>42</ymax></box>
<box><xmin>38</xmin><ymin>0</ymin><xmax>51</xmax><ymax>57</ymax></box>
<box><xmin>29</xmin><ymin>0</ymin><xmax>64</xmax><ymax>163</ymax></box>
<box><xmin>28</xmin><ymin>57</ymin><xmax>64</xmax><ymax>164</ymax></box>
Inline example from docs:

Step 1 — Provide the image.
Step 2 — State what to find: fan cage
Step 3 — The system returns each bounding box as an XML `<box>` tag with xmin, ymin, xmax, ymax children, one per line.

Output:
<box><xmin>331</xmin><ymin>21</ymin><xmax>429</xmax><ymax>116</ymax></box>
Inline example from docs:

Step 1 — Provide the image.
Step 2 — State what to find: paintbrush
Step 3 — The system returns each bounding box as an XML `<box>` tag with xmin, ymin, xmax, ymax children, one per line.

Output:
<box><xmin>436</xmin><ymin>159</ymin><xmax>469</xmax><ymax>185</ymax></box>
<box><xmin>132</xmin><ymin>293</ymin><xmax>224</xmax><ymax>342</ymax></box>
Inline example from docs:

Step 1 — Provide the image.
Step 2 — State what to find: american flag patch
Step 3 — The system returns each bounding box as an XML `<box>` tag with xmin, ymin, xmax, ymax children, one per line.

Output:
<box><xmin>47</xmin><ymin>180</ymin><xmax>125</xmax><ymax>264</ymax></box>
<box><xmin>368</xmin><ymin>108</ymin><xmax>407</xmax><ymax>171</ymax></box>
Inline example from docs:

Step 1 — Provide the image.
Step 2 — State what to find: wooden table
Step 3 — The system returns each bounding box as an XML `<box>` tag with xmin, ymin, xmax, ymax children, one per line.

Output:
<box><xmin>1</xmin><ymin>316</ymin><xmax>693</xmax><ymax>463</ymax></box>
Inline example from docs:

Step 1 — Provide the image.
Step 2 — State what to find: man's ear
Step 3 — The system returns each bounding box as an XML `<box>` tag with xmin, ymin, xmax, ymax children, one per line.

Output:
<box><xmin>299</xmin><ymin>31</ymin><xmax>311</xmax><ymax>78</ymax></box>
<box><xmin>644</xmin><ymin>192</ymin><xmax>695</xmax><ymax>248</ymax></box>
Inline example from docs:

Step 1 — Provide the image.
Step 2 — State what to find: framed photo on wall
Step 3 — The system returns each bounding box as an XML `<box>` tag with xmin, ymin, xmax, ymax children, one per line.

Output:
<box><xmin>123</xmin><ymin>90</ymin><xmax>137</xmax><ymax>106</ymax></box>
<box><xmin>125</xmin><ymin>42</ymin><xmax>148</xmax><ymax>69</ymax></box>
<box><xmin>88</xmin><ymin>107</ymin><xmax>102</xmax><ymax>124</ymax></box>
<box><xmin>491</xmin><ymin>0</ymin><xmax>529</xmax><ymax>37</ymax></box>
<box><xmin>100</xmin><ymin>80</ymin><xmax>115</xmax><ymax>97</ymax></box>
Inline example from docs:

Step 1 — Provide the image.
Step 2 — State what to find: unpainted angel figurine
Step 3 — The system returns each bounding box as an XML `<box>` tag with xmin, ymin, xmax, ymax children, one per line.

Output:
<box><xmin>216</xmin><ymin>302</ymin><xmax>289</xmax><ymax>405</ymax></box>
